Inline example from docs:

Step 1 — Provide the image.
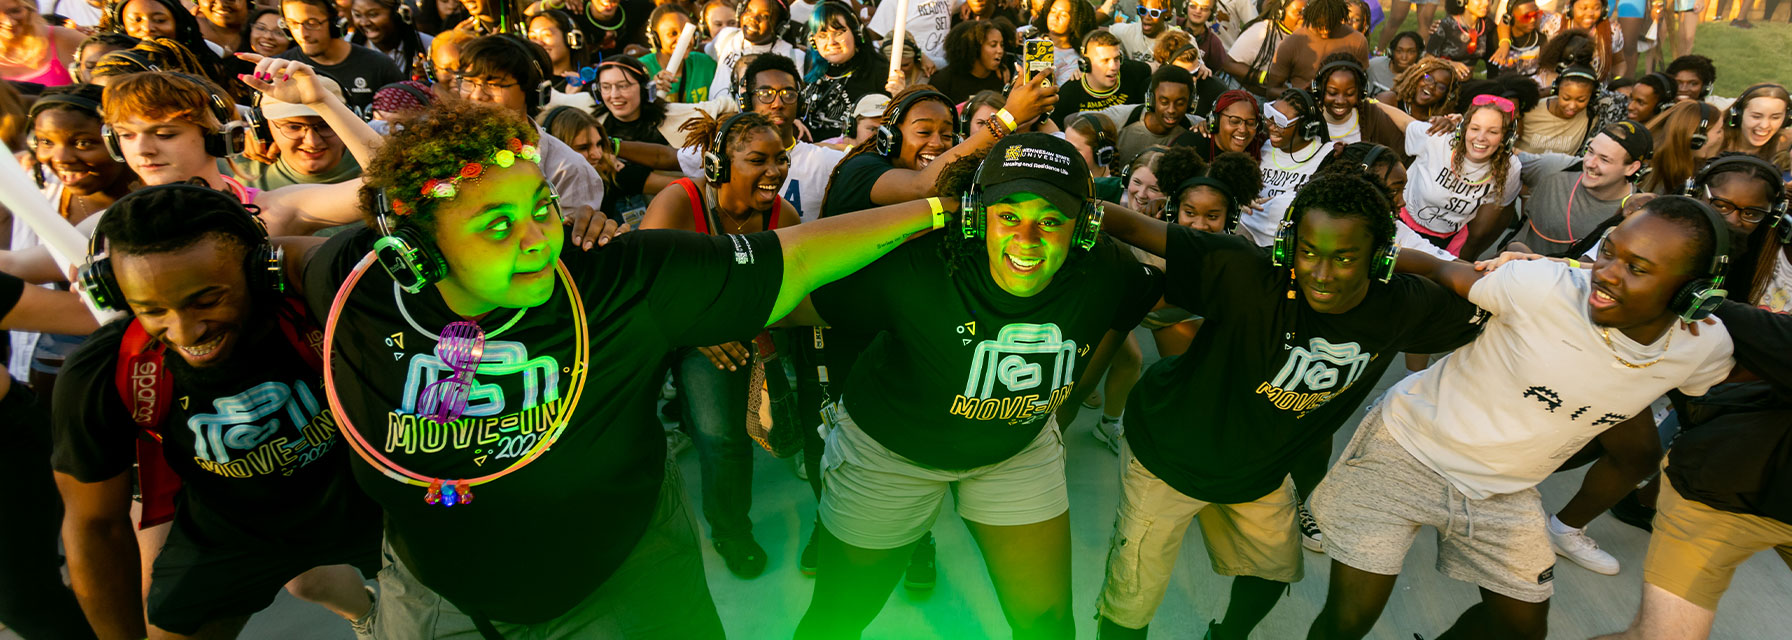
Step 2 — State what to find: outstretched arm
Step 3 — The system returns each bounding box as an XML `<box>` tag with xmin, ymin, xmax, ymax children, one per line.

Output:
<box><xmin>868</xmin><ymin>69</ymin><xmax>1059</xmax><ymax>204</ymax></box>
<box><xmin>237</xmin><ymin>54</ymin><xmax>385</xmax><ymax>168</ymax></box>
<box><xmin>2</xmin><ymin>285</ymin><xmax>100</xmax><ymax>335</ymax></box>
<box><xmin>1395</xmin><ymin>248</ymin><xmax>1486</xmax><ymax>298</ymax></box>
<box><xmin>766</xmin><ymin>197</ymin><xmax>950</xmax><ymax>324</ymax></box>
<box><xmin>1097</xmin><ymin>200</ymin><xmax>1171</xmax><ymax>257</ymax></box>
<box><xmin>255</xmin><ymin>179</ymin><xmax>366</xmax><ymax>236</ymax></box>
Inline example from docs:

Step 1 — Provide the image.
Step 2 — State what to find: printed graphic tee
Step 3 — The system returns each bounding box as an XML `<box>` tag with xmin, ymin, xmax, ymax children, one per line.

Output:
<box><xmin>811</xmin><ymin>233</ymin><xmax>1162</xmax><ymax>470</ymax></box>
<box><xmin>1383</xmin><ymin>260</ymin><xmax>1733</xmax><ymax>499</ymax></box>
<box><xmin>1126</xmin><ymin>227</ymin><xmax>1487</xmax><ymax>503</ymax></box>
<box><xmin>1401</xmin><ymin>121</ymin><xmax>1522</xmax><ymax>236</ymax></box>
<box><xmin>51</xmin><ymin>312</ymin><xmax>377</xmax><ymax>545</ymax></box>
<box><xmin>305</xmin><ymin>226</ymin><xmax>783</xmax><ymax>622</ymax></box>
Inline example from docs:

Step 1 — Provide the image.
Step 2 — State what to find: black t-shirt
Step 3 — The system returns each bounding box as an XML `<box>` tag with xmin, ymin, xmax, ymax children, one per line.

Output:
<box><xmin>1052</xmin><ymin>60</ymin><xmax>1150</xmax><ymax>127</ymax></box>
<box><xmin>802</xmin><ymin>53</ymin><xmax>893</xmax><ymax>141</ymax></box>
<box><xmin>50</xmin><ymin>313</ymin><xmax>378</xmax><ymax>546</ymax></box>
<box><xmin>278</xmin><ymin>43</ymin><xmax>405</xmax><ymax>116</ymax></box>
<box><xmin>0</xmin><ymin>271</ymin><xmax>23</xmax><ymax>319</ymax></box>
<box><xmin>930</xmin><ymin>64</ymin><xmax>1008</xmax><ymax>105</ymax></box>
<box><xmin>304</xmin><ymin>225</ymin><xmax>782</xmax><ymax>623</ymax></box>
<box><xmin>1126</xmin><ymin>226</ymin><xmax>1487</xmax><ymax>503</ymax></box>
<box><xmin>584</xmin><ymin>0</ymin><xmax>655</xmax><ymax>59</ymax></box>
<box><xmin>602</xmin><ymin>161</ymin><xmax>654</xmax><ymax>226</ymax></box>
<box><xmin>812</xmin><ymin>233</ymin><xmax>1162</xmax><ymax>470</ymax></box>
<box><xmin>605</xmin><ymin>113</ymin><xmax>669</xmax><ymax>146</ymax></box>
<box><xmin>820</xmin><ymin>153</ymin><xmax>895</xmax><ymax>219</ymax></box>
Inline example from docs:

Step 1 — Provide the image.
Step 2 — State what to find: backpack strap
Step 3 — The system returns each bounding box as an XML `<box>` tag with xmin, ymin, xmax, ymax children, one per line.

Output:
<box><xmin>272</xmin><ymin>296</ymin><xmax>324</xmax><ymax>374</ymax></box>
<box><xmin>115</xmin><ymin>320</ymin><xmax>171</xmax><ymax>436</ymax></box>
<box><xmin>674</xmin><ymin>178</ymin><xmax>709</xmax><ymax>234</ymax></box>
<box><xmin>767</xmin><ymin>197</ymin><xmax>782</xmax><ymax>231</ymax></box>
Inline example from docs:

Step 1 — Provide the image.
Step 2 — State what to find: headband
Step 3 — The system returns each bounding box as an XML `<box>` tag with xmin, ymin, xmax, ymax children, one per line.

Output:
<box><xmin>394</xmin><ymin>138</ymin><xmax>542</xmax><ymax>215</ymax></box>
<box><xmin>1175</xmin><ymin>176</ymin><xmax>1236</xmax><ymax>207</ymax></box>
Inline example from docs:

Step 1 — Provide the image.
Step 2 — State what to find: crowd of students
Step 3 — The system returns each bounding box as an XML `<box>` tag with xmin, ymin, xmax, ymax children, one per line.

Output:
<box><xmin>0</xmin><ymin>0</ymin><xmax>1789</xmax><ymax>638</ymax></box>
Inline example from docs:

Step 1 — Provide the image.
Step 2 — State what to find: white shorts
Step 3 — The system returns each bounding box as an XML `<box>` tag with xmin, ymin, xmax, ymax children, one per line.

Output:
<box><xmin>817</xmin><ymin>400</ymin><xmax>1069</xmax><ymax>550</ymax></box>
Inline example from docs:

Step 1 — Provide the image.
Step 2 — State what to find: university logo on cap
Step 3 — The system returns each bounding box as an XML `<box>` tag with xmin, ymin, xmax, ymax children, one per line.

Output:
<box><xmin>1005</xmin><ymin>145</ymin><xmax>1023</xmax><ymax>161</ymax></box>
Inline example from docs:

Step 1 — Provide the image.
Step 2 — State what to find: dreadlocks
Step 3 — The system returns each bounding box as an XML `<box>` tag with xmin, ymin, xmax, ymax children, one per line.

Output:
<box><xmin>1389</xmin><ymin>55</ymin><xmax>1460</xmax><ymax>119</ymax></box>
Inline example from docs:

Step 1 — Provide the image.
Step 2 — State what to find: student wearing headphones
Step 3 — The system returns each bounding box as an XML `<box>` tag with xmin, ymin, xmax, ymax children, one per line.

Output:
<box><xmin>1242</xmin><ymin>88</ymin><xmax>1331</xmax><ymax>244</ymax></box>
<box><xmin>709</xmin><ymin>0</ymin><xmax>804</xmax><ymax>99</ymax></box>
<box><xmin>1113</xmin><ymin>64</ymin><xmax>1196</xmax><ymax>162</ymax></box>
<box><xmin>1050</xmin><ymin>29</ymin><xmax>1150</xmax><ymax>127</ymax></box>
<box><xmin>1309</xmin><ymin>195</ymin><xmax>1735</xmax><ymax>640</ymax></box>
<box><xmin>277</xmin><ymin>0</ymin><xmax>404</xmax><ymax>115</ymax></box>
<box><xmin>51</xmin><ymin>185</ymin><xmax>381</xmax><ymax>640</ymax></box>
<box><xmin>1309</xmin><ymin>52</ymin><xmax>1404</xmax><ymax>154</ymax></box>
<box><xmin>349</xmin><ymin>0</ymin><xmax>433</xmax><ymax>80</ymax></box>
<box><xmin>1375</xmin><ymin>93</ymin><xmax>1521</xmax><ymax>258</ymax></box>
<box><xmin>1626</xmin><ymin>72</ymin><xmax>1674</xmax><ymax>124</ymax></box>
<box><xmin>1092</xmin><ymin>161</ymin><xmax>1487</xmax><ymax>640</ymax></box>
<box><xmin>236</xmin><ymin>75</ymin><xmax>364</xmax><ymax>190</ymax></box>
<box><xmin>790</xmin><ymin>133</ymin><xmax>1161</xmax><ymax>640</ymax></box>
<box><xmin>1715</xmin><ymin>83</ymin><xmax>1791</xmax><ymax>163</ymax></box>
<box><xmin>802</xmin><ymin>1</ymin><xmax>892</xmax><ymax>141</ymax></box>
<box><xmin>641</xmin><ymin>4</ymin><xmax>719</xmax><ymax>104</ymax></box>
<box><xmin>1507</xmin><ymin>121</ymin><xmax>1652</xmax><ymax>258</ymax></box>
<box><xmin>1260</xmin><ymin>0</ymin><xmax>1368</xmax><ymax>100</ymax></box>
<box><xmin>1519</xmin><ymin>64</ymin><xmax>1601</xmax><ymax>156</ymax></box>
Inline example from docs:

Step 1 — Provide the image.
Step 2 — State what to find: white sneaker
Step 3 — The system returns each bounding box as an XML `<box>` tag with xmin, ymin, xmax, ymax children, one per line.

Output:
<box><xmin>1548</xmin><ymin>525</ymin><xmax>1621</xmax><ymax>575</ymax></box>
<box><xmin>793</xmin><ymin>450</ymin><xmax>809</xmax><ymax>482</ymax></box>
<box><xmin>1092</xmin><ymin>419</ymin><xmax>1123</xmax><ymax>455</ymax></box>
<box><xmin>1298</xmin><ymin>503</ymin><xmax>1324</xmax><ymax>553</ymax></box>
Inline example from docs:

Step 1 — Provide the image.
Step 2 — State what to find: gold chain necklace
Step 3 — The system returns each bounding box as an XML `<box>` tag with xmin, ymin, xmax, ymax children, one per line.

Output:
<box><xmin>1600</xmin><ymin>327</ymin><xmax>1671</xmax><ymax>369</ymax></box>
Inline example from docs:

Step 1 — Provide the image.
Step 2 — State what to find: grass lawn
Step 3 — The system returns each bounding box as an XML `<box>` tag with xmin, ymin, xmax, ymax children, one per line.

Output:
<box><xmin>1368</xmin><ymin>11</ymin><xmax>1791</xmax><ymax>95</ymax></box>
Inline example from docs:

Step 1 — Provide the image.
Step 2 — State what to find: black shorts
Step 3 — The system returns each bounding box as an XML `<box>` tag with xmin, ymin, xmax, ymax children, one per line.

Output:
<box><xmin>146</xmin><ymin>517</ymin><xmax>380</xmax><ymax>634</ymax></box>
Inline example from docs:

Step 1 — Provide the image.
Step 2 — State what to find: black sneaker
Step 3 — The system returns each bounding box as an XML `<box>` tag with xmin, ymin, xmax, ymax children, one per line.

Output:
<box><xmin>800</xmin><ymin>527</ymin><xmax>820</xmax><ymax>576</ymax></box>
<box><xmin>713</xmin><ymin>536</ymin><xmax>767</xmax><ymax>579</ymax></box>
<box><xmin>1609</xmin><ymin>489</ymin><xmax>1656</xmax><ymax>532</ymax></box>
<box><xmin>1298</xmin><ymin>502</ymin><xmax>1324</xmax><ymax>552</ymax></box>
<box><xmin>904</xmin><ymin>533</ymin><xmax>937</xmax><ymax>590</ymax></box>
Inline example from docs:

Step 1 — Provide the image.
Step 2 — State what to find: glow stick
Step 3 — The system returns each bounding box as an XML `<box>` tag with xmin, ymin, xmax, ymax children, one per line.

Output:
<box><xmin>659</xmin><ymin>23</ymin><xmax>698</xmax><ymax>101</ymax></box>
<box><xmin>886</xmin><ymin>0</ymin><xmax>910</xmax><ymax>87</ymax></box>
<box><xmin>0</xmin><ymin>141</ymin><xmax>127</xmax><ymax>324</ymax></box>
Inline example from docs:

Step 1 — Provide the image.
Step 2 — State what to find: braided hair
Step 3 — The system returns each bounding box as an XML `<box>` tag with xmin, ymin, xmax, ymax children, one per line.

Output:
<box><xmin>1389</xmin><ymin>55</ymin><xmax>1459</xmax><ymax>116</ymax></box>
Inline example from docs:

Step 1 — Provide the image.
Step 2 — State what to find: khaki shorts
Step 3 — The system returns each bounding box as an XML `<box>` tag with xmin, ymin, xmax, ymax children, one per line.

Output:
<box><xmin>1645</xmin><ymin>456</ymin><xmax>1792</xmax><ymax>610</ymax></box>
<box><xmin>1310</xmin><ymin>404</ymin><xmax>1557</xmax><ymax>603</ymax></box>
<box><xmin>1096</xmin><ymin>440</ymin><xmax>1303</xmax><ymax>629</ymax></box>
<box><xmin>818</xmin><ymin>400</ymin><xmax>1069</xmax><ymax>550</ymax></box>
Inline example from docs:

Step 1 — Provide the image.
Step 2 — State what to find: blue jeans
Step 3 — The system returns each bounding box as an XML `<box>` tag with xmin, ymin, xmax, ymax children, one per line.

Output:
<box><xmin>678</xmin><ymin>347</ymin><xmax>755</xmax><ymax>541</ymax></box>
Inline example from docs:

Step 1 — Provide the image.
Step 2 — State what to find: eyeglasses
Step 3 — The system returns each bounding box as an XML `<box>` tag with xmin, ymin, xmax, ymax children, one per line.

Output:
<box><xmin>1218</xmin><ymin>114</ymin><xmax>1260</xmax><ymax>130</ymax></box>
<box><xmin>271</xmin><ymin>120</ymin><xmax>338</xmax><ymax>140</ymax></box>
<box><xmin>278</xmin><ymin>17</ymin><xmax>331</xmax><ymax>31</ymax></box>
<box><xmin>754</xmin><ymin>88</ymin><xmax>799</xmax><ymax>104</ymax></box>
<box><xmin>597</xmin><ymin>80</ymin><xmax>639</xmax><ymax>95</ymax></box>
<box><xmin>251</xmin><ymin>22</ymin><xmax>285</xmax><ymax>36</ymax></box>
<box><xmin>1706</xmin><ymin>191</ymin><xmax>1772</xmax><ymax>224</ymax></box>
<box><xmin>456</xmin><ymin>74</ymin><xmax>520</xmax><ymax>95</ymax></box>
<box><xmin>1138</xmin><ymin>7</ymin><xmax>1170</xmax><ymax>19</ymax></box>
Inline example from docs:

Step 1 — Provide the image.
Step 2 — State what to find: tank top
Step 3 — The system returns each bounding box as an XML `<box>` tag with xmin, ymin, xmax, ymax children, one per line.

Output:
<box><xmin>7</xmin><ymin>37</ymin><xmax>74</xmax><ymax>87</ymax></box>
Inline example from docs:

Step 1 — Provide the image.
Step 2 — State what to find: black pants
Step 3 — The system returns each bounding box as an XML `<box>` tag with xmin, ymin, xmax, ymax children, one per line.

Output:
<box><xmin>0</xmin><ymin>379</ymin><xmax>98</xmax><ymax>640</ymax></box>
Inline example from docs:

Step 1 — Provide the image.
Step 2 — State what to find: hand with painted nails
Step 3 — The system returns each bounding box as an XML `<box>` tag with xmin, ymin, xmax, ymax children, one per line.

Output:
<box><xmin>565</xmin><ymin>205</ymin><xmax>628</xmax><ymax>250</ymax></box>
<box><xmin>234</xmin><ymin>52</ymin><xmax>334</xmax><ymax>108</ymax></box>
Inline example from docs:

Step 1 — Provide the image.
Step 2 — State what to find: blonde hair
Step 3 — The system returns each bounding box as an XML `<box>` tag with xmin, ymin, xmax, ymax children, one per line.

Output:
<box><xmin>1</xmin><ymin>1</ymin><xmax>50</xmax><ymax>67</ymax></box>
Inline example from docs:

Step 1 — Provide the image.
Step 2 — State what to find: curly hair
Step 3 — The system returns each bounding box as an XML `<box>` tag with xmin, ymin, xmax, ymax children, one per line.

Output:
<box><xmin>933</xmin><ymin>151</ymin><xmax>987</xmax><ymax>275</ymax></box>
<box><xmin>1153</xmin><ymin>30</ymin><xmax>1193</xmax><ymax>67</ymax></box>
<box><xmin>1156</xmin><ymin>147</ymin><xmax>1260</xmax><ymax>222</ymax></box>
<box><xmin>357</xmin><ymin>101</ymin><xmax>538</xmax><ymax>233</ymax></box>
<box><xmin>944</xmin><ymin>19</ymin><xmax>999</xmax><ymax>72</ymax></box>
<box><xmin>1665</xmin><ymin>54</ymin><xmax>1716</xmax><ymax>91</ymax></box>
<box><xmin>1301</xmin><ymin>0</ymin><xmax>1349</xmax><ymax>33</ymax></box>
<box><xmin>1040</xmin><ymin>0</ymin><xmax>1099</xmax><ymax>40</ymax></box>
<box><xmin>1286</xmin><ymin>171</ymin><xmax>1396</xmax><ymax>254</ymax></box>
<box><xmin>1207</xmin><ymin>152</ymin><xmax>1263</xmax><ymax>210</ymax></box>
<box><xmin>1454</xmin><ymin>75</ymin><xmax>1540</xmax><ymax>115</ymax></box>
<box><xmin>1390</xmin><ymin>55</ymin><xmax>1459</xmax><ymax>111</ymax></box>
<box><xmin>1153</xmin><ymin>146</ymin><xmax>1210</xmax><ymax>210</ymax></box>
<box><xmin>1451</xmin><ymin>102</ymin><xmax>1517</xmax><ymax>204</ymax></box>
<box><xmin>1538</xmin><ymin>27</ymin><xmax>1606</xmax><ymax>80</ymax></box>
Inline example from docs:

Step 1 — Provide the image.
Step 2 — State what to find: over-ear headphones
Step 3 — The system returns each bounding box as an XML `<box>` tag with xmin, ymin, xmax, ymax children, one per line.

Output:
<box><xmin>703</xmin><ymin>111</ymin><xmax>755</xmax><ymax>183</ymax></box>
<box><xmin>596</xmin><ymin>57</ymin><xmax>655</xmax><ymax>105</ymax></box>
<box><xmin>372</xmin><ymin>190</ymin><xmax>447</xmax><ymax>293</ymax></box>
<box><xmin>1116</xmin><ymin>144</ymin><xmax>1168</xmax><ymax>187</ymax></box>
<box><xmin>1725</xmin><ymin>83</ymin><xmax>1792</xmax><ymax>130</ymax></box>
<box><xmin>1565</xmin><ymin>0</ymin><xmax>1608</xmax><ymax>25</ymax></box>
<box><xmin>1451</xmin><ymin>100</ymin><xmax>1518</xmax><ymax>156</ymax></box>
<box><xmin>491</xmin><ymin>34</ymin><xmax>557</xmax><ymax>111</ymax></box>
<box><xmin>1357</xmin><ymin>142</ymin><xmax>1389</xmax><ymax>174</ymax></box>
<box><xmin>103</xmin><ymin>73</ymin><xmax>240</xmax><ymax>161</ymax></box>
<box><xmin>1207</xmin><ymin>92</ymin><xmax>1260</xmax><ymax>135</ymax></box>
<box><xmin>281</xmin><ymin>0</ymin><xmax>346</xmax><ymax>40</ymax></box>
<box><xmin>1270</xmin><ymin>208</ymin><xmax>1399</xmax><ymax>283</ymax></box>
<box><xmin>958</xmin><ymin>150</ymin><xmax>1105</xmax><ymax>252</ymax></box>
<box><xmin>1551</xmin><ymin>63</ymin><xmax>1599</xmax><ymax>99</ymax></box>
<box><xmin>1691</xmin><ymin>101</ymin><xmax>1717</xmax><ymax>150</ymax></box>
<box><xmin>1075</xmin><ymin>113</ymin><xmax>1115</xmax><ymax>169</ymax></box>
<box><xmin>1280</xmin><ymin>88</ymin><xmax>1328</xmax><ymax>143</ymax></box>
<box><xmin>807</xmin><ymin>1</ymin><xmax>864</xmax><ymax>49</ymax></box>
<box><xmin>874</xmin><ymin>90</ymin><xmax>955</xmax><ymax>157</ymax></box>
<box><xmin>1075</xmin><ymin>31</ymin><xmax>1126</xmax><ymax>75</ymax></box>
<box><xmin>79</xmin><ymin>183</ymin><xmax>285</xmax><ymax>312</ymax></box>
<box><xmin>1683</xmin><ymin>153</ymin><xmax>1789</xmax><ymax>231</ymax></box>
<box><xmin>396</xmin><ymin>0</ymin><xmax>413</xmax><ymax>24</ymax></box>
<box><xmin>1662</xmin><ymin>196</ymin><xmax>1731</xmax><ymax>322</ymax></box>
<box><xmin>1162</xmin><ymin>176</ymin><xmax>1242</xmax><ymax>231</ymax></box>
<box><xmin>540</xmin><ymin>9</ymin><xmax>586</xmax><ymax>50</ymax></box>
<box><xmin>1309</xmin><ymin>58</ymin><xmax>1369</xmax><ymax>103</ymax></box>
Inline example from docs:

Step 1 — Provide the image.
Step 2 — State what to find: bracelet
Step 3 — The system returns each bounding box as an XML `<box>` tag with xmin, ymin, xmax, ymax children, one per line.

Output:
<box><xmin>1499</xmin><ymin>38</ymin><xmax>1512</xmax><ymax>45</ymax></box>
<box><xmin>994</xmin><ymin>108</ymin><xmax>1017</xmax><ymax>133</ymax></box>
<box><xmin>926</xmin><ymin>197</ymin><xmax>947</xmax><ymax>230</ymax></box>
<box><xmin>611</xmin><ymin>137</ymin><xmax>621</xmax><ymax>155</ymax></box>
<box><xmin>1567</xmin><ymin>259</ymin><xmax>1582</xmax><ymax>269</ymax></box>
<box><xmin>984</xmin><ymin>117</ymin><xmax>1008</xmax><ymax>140</ymax></box>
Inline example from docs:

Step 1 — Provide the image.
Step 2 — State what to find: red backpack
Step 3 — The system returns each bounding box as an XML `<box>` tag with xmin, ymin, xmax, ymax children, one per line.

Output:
<box><xmin>113</xmin><ymin>297</ymin><xmax>323</xmax><ymax>528</ymax></box>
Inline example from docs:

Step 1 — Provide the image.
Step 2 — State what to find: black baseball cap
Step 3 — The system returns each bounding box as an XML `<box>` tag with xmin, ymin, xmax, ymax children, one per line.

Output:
<box><xmin>978</xmin><ymin>134</ymin><xmax>1092</xmax><ymax>218</ymax></box>
<box><xmin>1599</xmin><ymin>119</ymin><xmax>1654</xmax><ymax>163</ymax></box>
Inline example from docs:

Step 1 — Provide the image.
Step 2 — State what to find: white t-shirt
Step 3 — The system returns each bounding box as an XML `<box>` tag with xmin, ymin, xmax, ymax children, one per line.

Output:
<box><xmin>1053</xmin><ymin>46</ymin><xmax>1080</xmax><ymax>86</ymax></box>
<box><xmin>1755</xmin><ymin>249</ymin><xmax>1792</xmax><ymax>313</ymax></box>
<box><xmin>706</xmin><ymin>28</ymin><xmax>807</xmax><ymax>99</ymax></box>
<box><xmin>1382</xmin><ymin>260</ymin><xmax>1734</xmax><ymax>499</ymax></box>
<box><xmin>1401</xmin><ymin>121</ymin><xmax>1522</xmax><ymax>236</ymax></box>
<box><xmin>1239</xmin><ymin>141</ymin><xmax>1330</xmax><ymax>243</ymax></box>
<box><xmin>868</xmin><ymin>0</ymin><xmax>958</xmax><ymax>69</ymax></box>
<box><xmin>1210</xmin><ymin>0</ymin><xmax>1259</xmax><ymax>48</ymax></box>
<box><xmin>1225</xmin><ymin>21</ymin><xmax>1274</xmax><ymax>76</ymax></box>
<box><xmin>41</xmin><ymin>0</ymin><xmax>104</xmax><ymax>27</ymax></box>
<box><xmin>676</xmin><ymin>139</ymin><xmax>846</xmax><ymax>222</ymax></box>
<box><xmin>1367</xmin><ymin>56</ymin><xmax>1396</xmax><ymax>93</ymax></box>
<box><xmin>1326</xmin><ymin>110</ymin><xmax>1362</xmax><ymax>144</ymax></box>
<box><xmin>1109</xmin><ymin>22</ymin><xmax>1183</xmax><ymax>65</ymax></box>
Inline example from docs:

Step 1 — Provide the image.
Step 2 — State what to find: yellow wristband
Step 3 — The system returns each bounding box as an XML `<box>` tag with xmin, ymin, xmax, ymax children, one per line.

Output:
<box><xmin>1567</xmin><ymin>259</ymin><xmax>1582</xmax><ymax>269</ymax></box>
<box><xmin>994</xmin><ymin>108</ymin><xmax>1017</xmax><ymax>132</ymax></box>
<box><xmin>927</xmin><ymin>197</ymin><xmax>947</xmax><ymax>230</ymax></box>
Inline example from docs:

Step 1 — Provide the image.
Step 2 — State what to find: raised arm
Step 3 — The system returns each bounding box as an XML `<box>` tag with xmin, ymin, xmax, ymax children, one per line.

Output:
<box><xmin>766</xmin><ymin>197</ymin><xmax>951</xmax><ymax>324</ymax></box>
<box><xmin>1097</xmin><ymin>199</ymin><xmax>1172</xmax><ymax>257</ymax></box>
<box><xmin>1377</xmin><ymin>100</ymin><xmax>1421</xmax><ymax>131</ymax></box>
<box><xmin>237</xmin><ymin>54</ymin><xmax>385</xmax><ymax>169</ymax></box>
<box><xmin>868</xmin><ymin>70</ymin><xmax>1059</xmax><ymax>204</ymax></box>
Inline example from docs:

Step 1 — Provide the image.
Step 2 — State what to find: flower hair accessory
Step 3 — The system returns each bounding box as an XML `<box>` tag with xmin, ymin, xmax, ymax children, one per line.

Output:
<box><xmin>415</xmin><ymin>138</ymin><xmax>541</xmax><ymax>202</ymax></box>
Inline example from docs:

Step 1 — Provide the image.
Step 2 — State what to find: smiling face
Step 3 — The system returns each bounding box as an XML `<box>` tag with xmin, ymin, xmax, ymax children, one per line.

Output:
<box><xmin>1580</xmin><ymin>134</ymin><xmax>1637</xmax><ymax>191</ymax></box>
<box><xmin>122</xmin><ymin>0</ymin><xmax>177</xmax><ymax>39</ymax></box>
<box><xmin>456</xmin><ymin>69</ymin><xmax>528</xmax><ymax>116</ymax></box>
<box><xmin>717</xmin><ymin>126</ymin><xmax>790</xmax><ymax>211</ymax></box>
<box><xmin>1139</xmin><ymin>0</ymin><xmax>1168</xmax><ymax>37</ymax></box>
<box><xmin>1214</xmin><ymin>100</ymin><xmax>1259</xmax><ymax>152</ymax></box>
<box><xmin>1552</xmin><ymin>80</ymin><xmax>1593</xmax><ymax>120</ymax></box>
<box><xmin>1738</xmin><ymin>96</ymin><xmax>1788</xmax><ymax>149</ymax></box>
<box><xmin>652</xmin><ymin>12</ymin><xmax>689</xmax><ymax>54</ymax></box>
<box><xmin>1150</xmin><ymin>81</ymin><xmax>1191</xmax><ymax>128</ymax></box>
<box><xmin>116</xmin><ymin>235</ymin><xmax>256</xmax><ymax>368</ymax></box>
<box><xmin>249</xmin><ymin>12</ymin><xmax>292</xmax><ymax>57</ymax></box>
<box><xmin>1570</xmin><ymin>0</ymin><xmax>1602</xmax><ymax>27</ymax></box>
<box><xmin>1320</xmin><ymin>68</ymin><xmax>1360</xmax><ymax>123</ymax></box>
<box><xmin>1414</xmin><ymin>71</ymin><xmax>1448</xmax><ymax>105</ymax></box>
<box><xmin>565</xmin><ymin>125</ymin><xmax>608</xmax><ymax>170</ymax></box>
<box><xmin>813</xmin><ymin>15</ymin><xmax>856</xmax><ymax>63</ymax></box>
<box><xmin>1176</xmin><ymin>186</ymin><xmax>1229</xmax><ymax>232</ymax></box>
<box><xmin>352</xmin><ymin>0</ymin><xmax>396</xmax><ymax>45</ymax></box>
<box><xmin>1124</xmin><ymin>165</ymin><xmax>1161</xmax><ymax>210</ymax></box>
<box><xmin>430</xmin><ymin>163</ymin><xmax>565</xmax><ymax>317</ymax></box>
<box><xmin>1293</xmin><ymin>208</ymin><xmax>1375</xmax><ymax>314</ymax></box>
<box><xmin>1628</xmin><ymin>82</ymin><xmax>1663</xmax><ymax>122</ymax></box>
<box><xmin>282</xmin><ymin>0</ymin><xmax>337</xmax><ymax>56</ymax></box>
<box><xmin>1588</xmin><ymin>212</ymin><xmax>1700</xmax><ymax>332</ymax></box>
<box><xmin>33</xmin><ymin>109</ymin><xmax>126</xmax><ymax>195</ymax></box>
<box><xmin>1460</xmin><ymin>107</ymin><xmax>1506</xmax><ymax>162</ymax></box>
<box><xmin>527</xmin><ymin>15</ymin><xmax>571</xmax><ymax>68</ymax></box>
<box><xmin>111</xmin><ymin>117</ymin><xmax>215</xmax><ymax>186</ymax></box>
<box><xmin>1266</xmin><ymin>99</ymin><xmax>1302</xmax><ymax>150</ymax></box>
<box><xmin>268</xmin><ymin>116</ymin><xmax>344</xmax><ymax>175</ymax></box>
<box><xmin>597</xmin><ymin>67</ymin><xmax>643</xmax><ymax>120</ymax></box>
<box><xmin>1464</xmin><ymin>0</ymin><xmax>1489</xmax><ymax>18</ymax></box>
<box><xmin>199</xmin><ymin>0</ymin><xmax>247</xmax><ymax>28</ymax></box>
<box><xmin>0</xmin><ymin>0</ymin><xmax>33</xmax><ymax>41</ymax></box>
<box><xmin>749</xmin><ymin>69</ymin><xmax>801</xmax><ymax>129</ymax></box>
<box><xmin>1674</xmin><ymin>70</ymin><xmax>1706</xmax><ymax>101</ymax></box>
<box><xmin>897</xmin><ymin>100</ymin><xmax>954</xmax><ymax>171</ymax></box>
<box><xmin>739</xmin><ymin>0</ymin><xmax>778</xmax><ymax>43</ymax></box>
<box><xmin>984</xmin><ymin>194</ymin><xmax>1073</xmax><ymax>297</ymax></box>
<box><xmin>1187</xmin><ymin>0</ymin><xmax>1211</xmax><ymax>24</ymax></box>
